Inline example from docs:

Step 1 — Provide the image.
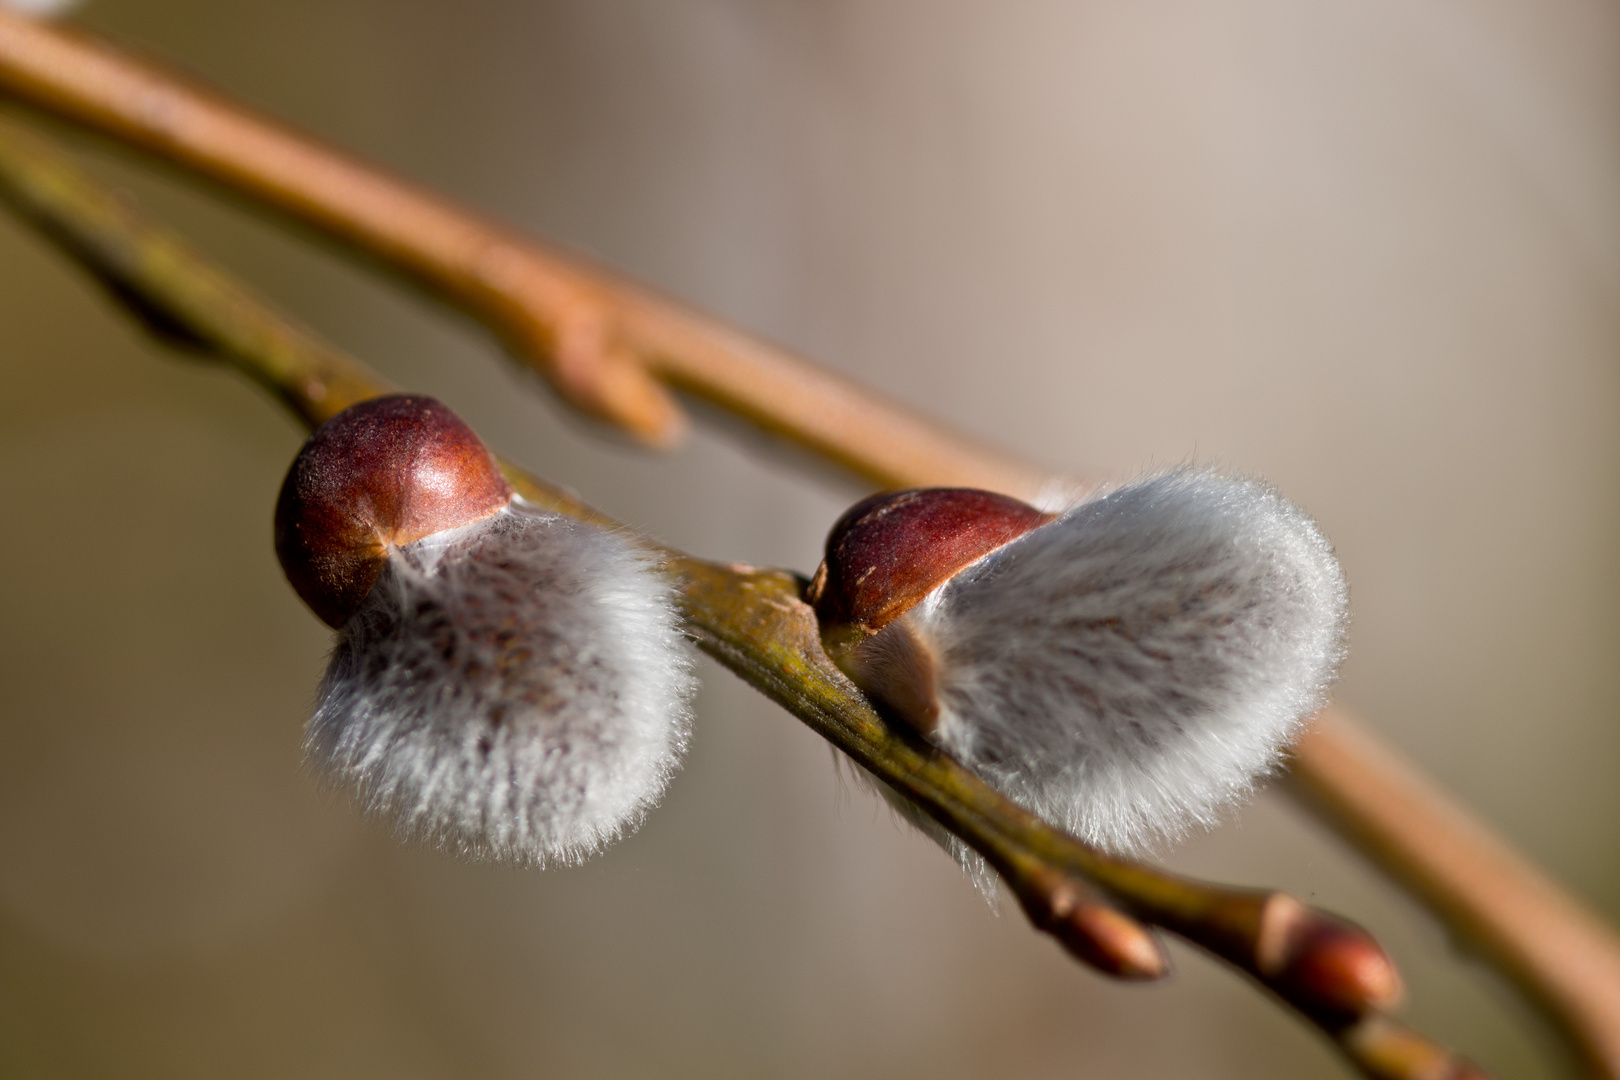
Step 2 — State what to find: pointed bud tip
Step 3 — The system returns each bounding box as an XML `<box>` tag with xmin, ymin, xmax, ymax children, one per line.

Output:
<box><xmin>1018</xmin><ymin>869</ymin><xmax>1168</xmax><ymax>980</ymax></box>
<box><xmin>1292</xmin><ymin>917</ymin><xmax>1404</xmax><ymax>1011</ymax></box>
<box><xmin>1064</xmin><ymin>902</ymin><xmax>1170</xmax><ymax>980</ymax></box>
<box><xmin>1260</xmin><ymin>895</ymin><xmax>1402</xmax><ymax>1012</ymax></box>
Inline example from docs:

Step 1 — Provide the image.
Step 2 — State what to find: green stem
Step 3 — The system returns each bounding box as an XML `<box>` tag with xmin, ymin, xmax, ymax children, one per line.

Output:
<box><xmin>0</xmin><ymin>110</ymin><xmax>1482</xmax><ymax>1080</ymax></box>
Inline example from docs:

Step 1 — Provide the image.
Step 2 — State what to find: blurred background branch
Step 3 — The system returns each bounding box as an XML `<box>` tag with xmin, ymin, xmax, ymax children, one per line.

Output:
<box><xmin>0</xmin><ymin>6</ymin><xmax>1049</xmax><ymax>497</ymax></box>
<box><xmin>0</xmin><ymin>3</ymin><xmax>1614</xmax><ymax>1078</ymax></box>
<box><xmin>0</xmin><ymin>110</ymin><xmax>1485</xmax><ymax>1078</ymax></box>
<box><xmin>0</xmin><ymin>10</ymin><xmax>1614</xmax><ymax>1074</ymax></box>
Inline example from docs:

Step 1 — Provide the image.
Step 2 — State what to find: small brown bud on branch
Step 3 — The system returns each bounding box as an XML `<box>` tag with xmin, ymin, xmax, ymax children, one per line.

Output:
<box><xmin>1256</xmin><ymin>894</ymin><xmax>1404</xmax><ymax>1015</ymax></box>
<box><xmin>1012</xmin><ymin>863</ymin><xmax>1170</xmax><ymax>980</ymax></box>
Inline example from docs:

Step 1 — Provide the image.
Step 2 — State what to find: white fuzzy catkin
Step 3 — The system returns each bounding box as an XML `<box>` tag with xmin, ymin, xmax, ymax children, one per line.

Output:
<box><xmin>305</xmin><ymin>501</ymin><xmax>695</xmax><ymax>866</ymax></box>
<box><xmin>886</xmin><ymin>468</ymin><xmax>1348</xmax><ymax>856</ymax></box>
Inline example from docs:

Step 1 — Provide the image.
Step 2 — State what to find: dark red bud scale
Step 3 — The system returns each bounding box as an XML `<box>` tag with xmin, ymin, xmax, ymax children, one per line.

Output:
<box><xmin>1254</xmin><ymin>893</ymin><xmax>1403</xmax><ymax>1015</ymax></box>
<box><xmin>1281</xmin><ymin>918</ymin><xmax>1404</xmax><ymax>1014</ymax></box>
<box><xmin>274</xmin><ymin>394</ymin><xmax>514</xmax><ymax>627</ymax></box>
<box><xmin>806</xmin><ymin>488</ymin><xmax>1054</xmax><ymax>655</ymax></box>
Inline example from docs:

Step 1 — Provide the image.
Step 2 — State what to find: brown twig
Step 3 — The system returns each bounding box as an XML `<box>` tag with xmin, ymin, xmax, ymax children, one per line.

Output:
<box><xmin>0</xmin><ymin>7</ymin><xmax>1048</xmax><ymax>499</ymax></box>
<box><xmin>0</xmin><ymin>108</ymin><xmax>1485</xmax><ymax>1080</ymax></box>
<box><xmin>0</xmin><ymin>11</ymin><xmax>1610</xmax><ymax>1072</ymax></box>
<box><xmin>0</xmin><ymin>23</ymin><xmax>1600</xmax><ymax>1075</ymax></box>
<box><xmin>1292</xmin><ymin>710</ymin><xmax>1620</xmax><ymax>1077</ymax></box>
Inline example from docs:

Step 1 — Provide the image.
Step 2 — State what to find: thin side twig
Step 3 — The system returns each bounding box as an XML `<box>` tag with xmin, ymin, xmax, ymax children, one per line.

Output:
<box><xmin>0</xmin><ymin>110</ymin><xmax>1484</xmax><ymax>1080</ymax></box>
<box><xmin>0</xmin><ymin>20</ymin><xmax>1607</xmax><ymax>1075</ymax></box>
<box><xmin>0</xmin><ymin>11</ymin><xmax>1613</xmax><ymax>1074</ymax></box>
<box><xmin>0</xmin><ymin>12</ymin><xmax>1610</xmax><ymax>1072</ymax></box>
<box><xmin>1292</xmin><ymin>711</ymin><xmax>1620</xmax><ymax>1077</ymax></box>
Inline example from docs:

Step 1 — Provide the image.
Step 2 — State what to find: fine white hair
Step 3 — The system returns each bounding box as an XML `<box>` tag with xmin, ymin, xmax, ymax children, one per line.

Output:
<box><xmin>305</xmin><ymin>501</ymin><xmax>696</xmax><ymax>866</ymax></box>
<box><xmin>893</xmin><ymin>467</ymin><xmax>1348</xmax><ymax>856</ymax></box>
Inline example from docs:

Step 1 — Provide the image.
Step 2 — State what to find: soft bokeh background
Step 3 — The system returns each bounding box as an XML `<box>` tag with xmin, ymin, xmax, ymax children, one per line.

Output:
<box><xmin>1</xmin><ymin>1</ymin><xmax>1616</xmax><ymax>1077</ymax></box>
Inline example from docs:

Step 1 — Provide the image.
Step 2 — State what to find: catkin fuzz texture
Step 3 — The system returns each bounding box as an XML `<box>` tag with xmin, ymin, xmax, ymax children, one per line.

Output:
<box><xmin>885</xmin><ymin>469</ymin><xmax>1348</xmax><ymax>855</ymax></box>
<box><xmin>306</xmin><ymin>503</ymin><xmax>695</xmax><ymax>866</ymax></box>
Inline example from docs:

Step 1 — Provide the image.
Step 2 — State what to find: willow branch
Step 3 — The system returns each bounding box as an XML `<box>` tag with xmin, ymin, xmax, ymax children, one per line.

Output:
<box><xmin>1291</xmin><ymin>712</ymin><xmax>1620</xmax><ymax>1077</ymax></box>
<box><xmin>0</xmin><ymin>11</ymin><xmax>1612</xmax><ymax>1075</ymax></box>
<box><xmin>0</xmin><ymin>7</ymin><xmax>1048</xmax><ymax>499</ymax></box>
<box><xmin>0</xmin><ymin>110</ymin><xmax>1489</xmax><ymax>1080</ymax></box>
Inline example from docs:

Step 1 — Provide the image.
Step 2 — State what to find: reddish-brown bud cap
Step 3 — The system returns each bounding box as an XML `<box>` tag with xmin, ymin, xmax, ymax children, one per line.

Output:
<box><xmin>1256</xmin><ymin>894</ymin><xmax>1403</xmax><ymax>1015</ymax></box>
<box><xmin>274</xmin><ymin>394</ymin><xmax>514</xmax><ymax>627</ymax></box>
<box><xmin>1013</xmin><ymin>865</ymin><xmax>1168</xmax><ymax>980</ymax></box>
<box><xmin>806</xmin><ymin>488</ymin><xmax>1054</xmax><ymax>651</ymax></box>
<box><xmin>1282</xmin><ymin>914</ymin><xmax>1404</xmax><ymax>1013</ymax></box>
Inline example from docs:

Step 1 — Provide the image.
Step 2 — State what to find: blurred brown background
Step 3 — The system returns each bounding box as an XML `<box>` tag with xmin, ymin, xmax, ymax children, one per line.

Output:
<box><xmin>0</xmin><ymin>1</ymin><xmax>1616</xmax><ymax>1077</ymax></box>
